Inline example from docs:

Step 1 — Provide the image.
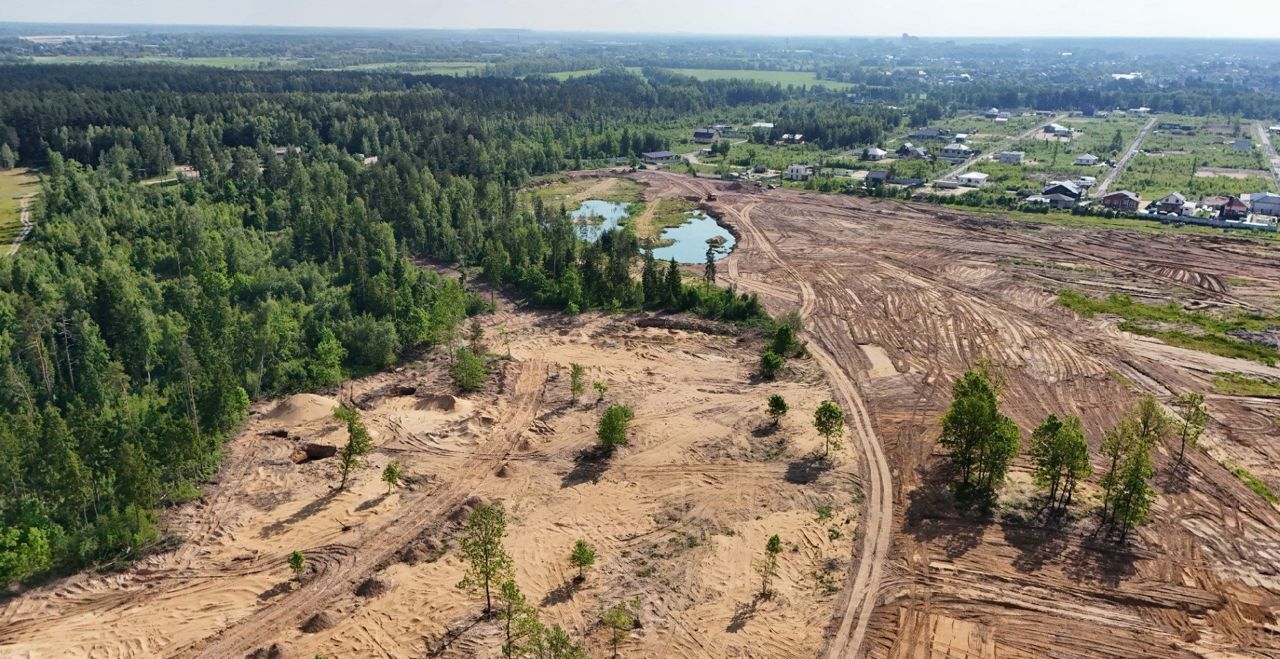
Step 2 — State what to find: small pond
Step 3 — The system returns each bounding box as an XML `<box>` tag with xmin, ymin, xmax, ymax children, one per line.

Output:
<box><xmin>571</xmin><ymin>200</ymin><xmax>735</xmax><ymax>264</ymax></box>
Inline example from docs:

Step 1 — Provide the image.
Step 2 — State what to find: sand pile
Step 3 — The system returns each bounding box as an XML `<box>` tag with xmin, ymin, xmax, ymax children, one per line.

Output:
<box><xmin>263</xmin><ymin>394</ymin><xmax>338</xmax><ymax>425</ymax></box>
<box><xmin>301</xmin><ymin>611</ymin><xmax>336</xmax><ymax>633</ymax></box>
<box><xmin>355</xmin><ymin>578</ymin><xmax>389</xmax><ymax>598</ymax></box>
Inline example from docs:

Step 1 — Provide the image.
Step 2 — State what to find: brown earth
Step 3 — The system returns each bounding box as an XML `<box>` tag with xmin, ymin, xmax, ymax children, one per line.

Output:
<box><xmin>620</xmin><ymin>169</ymin><xmax>1280</xmax><ymax>658</ymax></box>
<box><xmin>3</xmin><ymin>169</ymin><xmax>1279</xmax><ymax>658</ymax></box>
<box><xmin>0</xmin><ymin>303</ymin><xmax>852</xmax><ymax>658</ymax></box>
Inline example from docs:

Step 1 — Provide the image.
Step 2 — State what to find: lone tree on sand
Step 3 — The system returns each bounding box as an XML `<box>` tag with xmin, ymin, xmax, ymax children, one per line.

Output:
<box><xmin>334</xmin><ymin>406</ymin><xmax>373</xmax><ymax>490</ymax></box>
<box><xmin>766</xmin><ymin>394</ymin><xmax>788</xmax><ymax>427</ymax></box>
<box><xmin>601</xmin><ymin>598</ymin><xmax>641</xmax><ymax>659</ymax></box>
<box><xmin>812</xmin><ymin>400</ymin><xmax>845</xmax><ymax>457</ymax></box>
<box><xmin>597</xmin><ymin>404</ymin><xmax>634</xmax><ymax>452</ymax></box>
<box><xmin>569</xmin><ymin>539</ymin><xmax>596</xmax><ymax>582</ymax></box>
<box><xmin>1174</xmin><ymin>392</ymin><xmax>1209</xmax><ymax>465</ymax></box>
<box><xmin>757</xmin><ymin>534</ymin><xmax>783</xmax><ymax>597</ymax></box>
<box><xmin>457</xmin><ymin>504</ymin><xmax>514</xmax><ymax>615</ymax></box>
<box><xmin>382</xmin><ymin>459</ymin><xmax>404</xmax><ymax>495</ymax></box>
<box><xmin>569</xmin><ymin>363</ymin><xmax>586</xmax><ymax>403</ymax></box>
<box><xmin>288</xmin><ymin>550</ymin><xmax>306</xmax><ymax>581</ymax></box>
<box><xmin>759</xmin><ymin>351</ymin><xmax>784</xmax><ymax>380</ymax></box>
<box><xmin>593</xmin><ymin>380</ymin><xmax>608</xmax><ymax>403</ymax></box>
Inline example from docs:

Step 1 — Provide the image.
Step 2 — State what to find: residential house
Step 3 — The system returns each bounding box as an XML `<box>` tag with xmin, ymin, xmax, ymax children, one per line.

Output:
<box><xmin>1201</xmin><ymin>196</ymin><xmax>1230</xmax><ymax>211</ymax></box>
<box><xmin>1042</xmin><ymin>180</ymin><xmax>1083</xmax><ymax>199</ymax></box>
<box><xmin>642</xmin><ymin>151</ymin><xmax>681</xmax><ymax>164</ymax></box>
<box><xmin>984</xmin><ymin>107</ymin><xmax>1001</xmax><ymax>118</ymax></box>
<box><xmin>1074</xmin><ymin>153</ymin><xmax>1100</xmax><ymax>166</ymax></box>
<box><xmin>1221</xmin><ymin>196</ymin><xmax>1250</xmax><ymax>220</ymax></box>
<box><xmin>1101</xmin><ymin>190</ymin><xmax>1140</xmax><ymax>212</ymax></box>
<box><xmin>895</xmin><ymin>143</ymin><xmax>929</xmax><ymax>160</ymax></box>
<box><xmin>997</xmin><ymin>151</ymin><xmax>1025</xmax><ymax>164</ymax></box>
<box><xmin>862</xmin><ymin>147</ymin><xmax>888</xmax><ymax>161</ymax></box>
<box><xmin>957</xmin><ymin>172</ymin><xmax>989</xmax><ymax>187</ymax></box>
<box><xmin>911</xmin><ymin>127</ymin><xmax>947</xmax><ymax>141</ymax></box>
<box><xmin>779</xmin><ymin>134</ymin><xmax>805</xmax><ymax>144</ymax></box>
<box><xmin>1129</xmin><ymin>107</ymin><xmax>1151</xmax><ymax>116</ymax></box>
<box><xmin>954</xmin><ymin>133</ymin><xmax>970</xmax><ymax>143</ymax></box>
<box><xmin>693</xmin><ymin>128</ymin><xmax>720</xmax><ymax>144</ymax></box>
<box><xmin>1154</xmin><ymin>192</ymin><xmax>1188</xmax><ymax>215</ymax></box>
<box><xmin>1026</xmin><ymin>193</ymin><xmax>1077</xmax><ymax>209</ymax></box>
<box><xmin>784</xmin><ymin>164</ymin><xmax>814</xmax><ymax>181</ymax></box>
<box><xmin>1034</xmin><ymin>110</ymin><xmax>1056</xmax><ymax>117</ymax></box>
<box><xmin>940</xmin><ymin>143</ymin><xmax>975</xmax><ymax>163</ymax></box>
<box><xmin>1044</xmin><ymin>123</ymin><xmax>1068</xmax><ymax>134</ymax></box>
<box><xmin>1250</xmin><ymin>191</ymin><xmax>1280</xmax><ymax>216</ymax></box>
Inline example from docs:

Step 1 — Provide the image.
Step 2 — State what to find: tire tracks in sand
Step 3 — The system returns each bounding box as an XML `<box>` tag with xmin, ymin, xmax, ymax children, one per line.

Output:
<box><xmin>182</xmin><ymin>360</ymin><xmax>549</xmax><ymax>658</ymax></box>
<box><xmin>722</xmin><ymin>202</ymin><xmax>892</xmax><ymax>659</ymax></box>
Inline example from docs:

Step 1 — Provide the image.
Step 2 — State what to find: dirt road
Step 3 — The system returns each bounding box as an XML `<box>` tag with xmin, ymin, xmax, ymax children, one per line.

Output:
<box><xmin>1254</xmin><ymin>123</ymin><xmax>1280</xmax><ymax>190</ymax></box>
<box><xmin>5</xmin><ymin>193</ymin><xmax>34</xmax><ymax>256</ymax></box>
<box><xmin>634</xmin><ymin>169</ymin><xmax>1280</xmax><ymax>658</ymax></box>
<box><xmin>1092</xmin><ymin>116</ymin><xmax>1157</xmax><ymax>198</ymax></box>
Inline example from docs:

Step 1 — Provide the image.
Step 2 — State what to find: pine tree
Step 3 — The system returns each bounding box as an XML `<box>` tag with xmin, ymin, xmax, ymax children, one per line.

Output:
<box><xmin>766</xmin><ymin>394</ymin><xmax>788</xmax><ymax>427</ymax></box>
<box><xmin>938</xmin><ymin>368</ymin><xmax>1020</xmax><ymax>504</ymax></box>
<box><xmin>457</xmin><ymin>504</ymin><xmax>514</xmax><ymax>615</ymax></box>
<box><xmin>569</xmin><ymin>363</ymin><xmax>586</xmax><ymax>403</ymax></box>
<box><xmin>813</xmin><ymin>400</ymin><xmax>845</xmax><ymax>457</ymax></box>
<box><xmin>1173</xmin><ymin>392</ymin><xmax>1208</xmax><ymax>465</ymax></box>
<box><xmin>288</xmin><ymin>550</ymin><xmax>306</xmax><ymax>581</ymax></box>
<box><xmin>597</xmin><ymin>404</ymin><xmax>634</xmax><ymax>452</ymax></box>
<box><xmin>569</xmin><ymin>539</ymin><xmax>596</xmax><ymax>581</ymax></box>
<box><xmin>334</xmin><ymin>406</ymin><xmax>373</xmax><ymax>490</ymax></box>
<box><xmin>601</xmin><ymin>599</ymin><xmax>641</xmax><ymax>659</ymax></box>
<box><xmin>757</xmin><ymin>534</ymin><xmax>783</xmax><ymax>597</ymax></box>
<box><xmin>1028</xmin><ymin>414</ymin><xmax>1091</xmax><ymax>513</ymax></box>
<box><xmin>382</xmin><ymin>459</ymin><xmax>404</xmax><ymax>495</ymax></box>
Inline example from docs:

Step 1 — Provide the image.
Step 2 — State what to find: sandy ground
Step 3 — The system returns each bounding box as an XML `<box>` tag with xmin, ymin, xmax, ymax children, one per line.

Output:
<box><xmin>0</xmin><ymin>307</ymin><xmax>854</xmax><ymax>658</ymax></box>
<box><xmin>620</xmin><ymin>169</ymin><xmax>1280</xmax><ymax>658</ymax></box>
<box><xmin>4</xmin><ymin>169</ymin><xmax>1280</xmax><ymax>658</ymax></box>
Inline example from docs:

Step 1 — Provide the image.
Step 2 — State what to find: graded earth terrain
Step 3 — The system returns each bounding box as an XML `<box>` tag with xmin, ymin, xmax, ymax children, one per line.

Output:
<box><xmin>3</xmin><ymin>170</ymin><xmax>1280</xmax><ymax>658</ymax></box>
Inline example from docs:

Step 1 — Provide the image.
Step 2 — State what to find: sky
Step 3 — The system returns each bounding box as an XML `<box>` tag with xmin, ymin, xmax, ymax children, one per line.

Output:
<box><xmin>3</xmin><ymin>0</ymin><xmax>1280</xmax><ymax>39</ymax></box>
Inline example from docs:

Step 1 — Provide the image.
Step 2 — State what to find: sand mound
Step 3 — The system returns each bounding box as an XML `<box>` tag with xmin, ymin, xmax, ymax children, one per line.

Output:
<box><xmin>416</xmin><ymin>393</ymin><xmax>458</xmax><ymax>412</ymax></box>
<box><xmin>246</xmin><ymin>644</ymin><xmax>285</xmax><ymax>659</ymax></box>
<box><xmin>264</xmin><ymin>393</ymin><xmax>338</xmax><ymax>425</ymax></box>
<box><xmin>301</xmin><ymin>611</ymin><xmax>336</xmax><ymax>633</ymax></box>
<box><xmin>355</xmin><ymin>577</ymin><xmax>390</xmax><ymax>598</ymax></box>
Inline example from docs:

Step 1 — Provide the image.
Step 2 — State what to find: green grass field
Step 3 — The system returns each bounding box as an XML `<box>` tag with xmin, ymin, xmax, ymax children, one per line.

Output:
<box><xmin>0</xmin><ymin>168</ymin><xmax>39</xmax><ymax>243</ymax></box>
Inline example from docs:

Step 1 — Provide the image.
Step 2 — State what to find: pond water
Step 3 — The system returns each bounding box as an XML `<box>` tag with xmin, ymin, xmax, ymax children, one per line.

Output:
<box><xmin>651</xmin><ymin>211</ymin><xmax>736</xmax><ymax>264</ymax></box>
<box><xmin>571</xmin><ymin>199</ymin><xmax>630</xmax><ymax>242</ymax></box>
<box><xmin>571</xmin><ymin>200</ymin><xmax>735</xmax><ymax>264</ymax></box>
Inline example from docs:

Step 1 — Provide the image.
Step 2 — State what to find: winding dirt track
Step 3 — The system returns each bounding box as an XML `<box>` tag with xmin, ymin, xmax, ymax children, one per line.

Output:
<box><xmin>724</xmin><ymin>202</ymin><xmax>893</xmax><ymax>658</ymax></box>
<box><xmin>186</xmin><ymin>361</ymin><xmax>549</xmax><ymax>658</ymax></box>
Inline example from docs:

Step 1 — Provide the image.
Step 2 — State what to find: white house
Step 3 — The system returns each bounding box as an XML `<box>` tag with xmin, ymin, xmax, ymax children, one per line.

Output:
<box><xmin>1074</xmin><ymin>153</ymin><xmax>1100</xmax><ymax>166</ymax></box>
<box><xmin>940</xmin><ymin>143</ymin><xmax>975</xmax><ymax>163</ymax></box>
<box><xmin>994</xmin><ymin>116</ymin><xmax>1009</xmax><ymax>125</ymax></box>
<box><xmin>784</xmin><ymin>164</ymin><xmax>814</xmax><ymax>181</ymax></box>
<box><xmin>862</xmin><ymin>147</ymin><xmax>888</xmax><ymax>161</ymax></box>
<box><xmin>957</xmin><ymin>172</ymin><xmax>989</xmax><ymax>187</ymax></box>
<box><xmin>1250</xmin><ymin>191</ymin><xmax>1280</xmax><ymax>217</ymax></box>
<box><xmin>984</xmin><ymin>107</ymin><xmax>1001</xmax><ymax>118</ymax></box>
<box><xmin>997</xmin><ymin>151</ymin><xmax>1025</xmax><ymax>164</ymax></box>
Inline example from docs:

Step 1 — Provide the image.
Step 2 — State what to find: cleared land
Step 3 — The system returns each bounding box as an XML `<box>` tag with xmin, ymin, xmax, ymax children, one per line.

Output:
<box><xmin>0</xmin><ymin>168</ymin><xmax>38</xmax><ymax>244</ymax></box>
<box><xmin>0</xmin><ymin>305</ymin><xmax>854</xmax><ymax>658</ymax></box>
<box><xmin>629</xmin><ymin>170</ymin><xmax>1280</xmax><ymax>658</ymax></box>
<box><xmin>3</xmin><ymin>171</ymin><xmax>1279</xmax><ymax>658</ymax></box>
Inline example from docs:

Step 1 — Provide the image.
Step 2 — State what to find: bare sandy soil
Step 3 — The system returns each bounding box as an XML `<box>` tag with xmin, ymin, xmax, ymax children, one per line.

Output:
<box><xmin>4</xmin><ymin>169</ymin><xmax>1280</xmax><ymax>658</ymax></box>
<box><xmin>0</xmin><ymin>306</ymin><xmax>854</xmax><ymax>658</ymax></box>
<box><xmin>623</xmin><ymin>169</ymin><xmax>1279</xmax><ymax>658</ymax></box>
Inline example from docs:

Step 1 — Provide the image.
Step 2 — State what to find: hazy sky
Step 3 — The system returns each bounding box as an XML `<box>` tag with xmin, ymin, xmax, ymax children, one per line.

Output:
<box><xmin>4</xmin><ymin>0</ymin><xmax>1279</xmax><ymax>38</ymax></box>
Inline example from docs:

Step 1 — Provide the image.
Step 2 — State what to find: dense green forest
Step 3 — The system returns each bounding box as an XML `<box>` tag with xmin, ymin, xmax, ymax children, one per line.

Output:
<box><xmin>0</xmin><ymin>65</ymin><xmax>780</xmax><ymax>586</ymax></box>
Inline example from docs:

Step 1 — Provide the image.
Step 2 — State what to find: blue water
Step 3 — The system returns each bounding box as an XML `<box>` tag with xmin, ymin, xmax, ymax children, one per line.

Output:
<box><xmin>570</xmin><ymin>200</ymin><xmax>736</xmax><ymax>263</ymax></box>
<box><xmin>652</xmin><ymin>211</ymin><xmax>736</xmax><ymax>263</ymax></box>
<box><xmin>571</xmin><ymin>199</ymin><xmax>631</xmax><ymax>242</ymax></box>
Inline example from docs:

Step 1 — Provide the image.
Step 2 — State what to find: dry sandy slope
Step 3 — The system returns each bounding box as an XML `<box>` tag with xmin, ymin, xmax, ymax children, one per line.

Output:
<box><xmin>0</xmin><ymin>309</ymin><xmax>854</xmax><ymax>658</ymax></box>
<box><xmin>625</xmin><ymin>169</ymin><xmax>1280</xmax><ymax>658</ymax></box>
